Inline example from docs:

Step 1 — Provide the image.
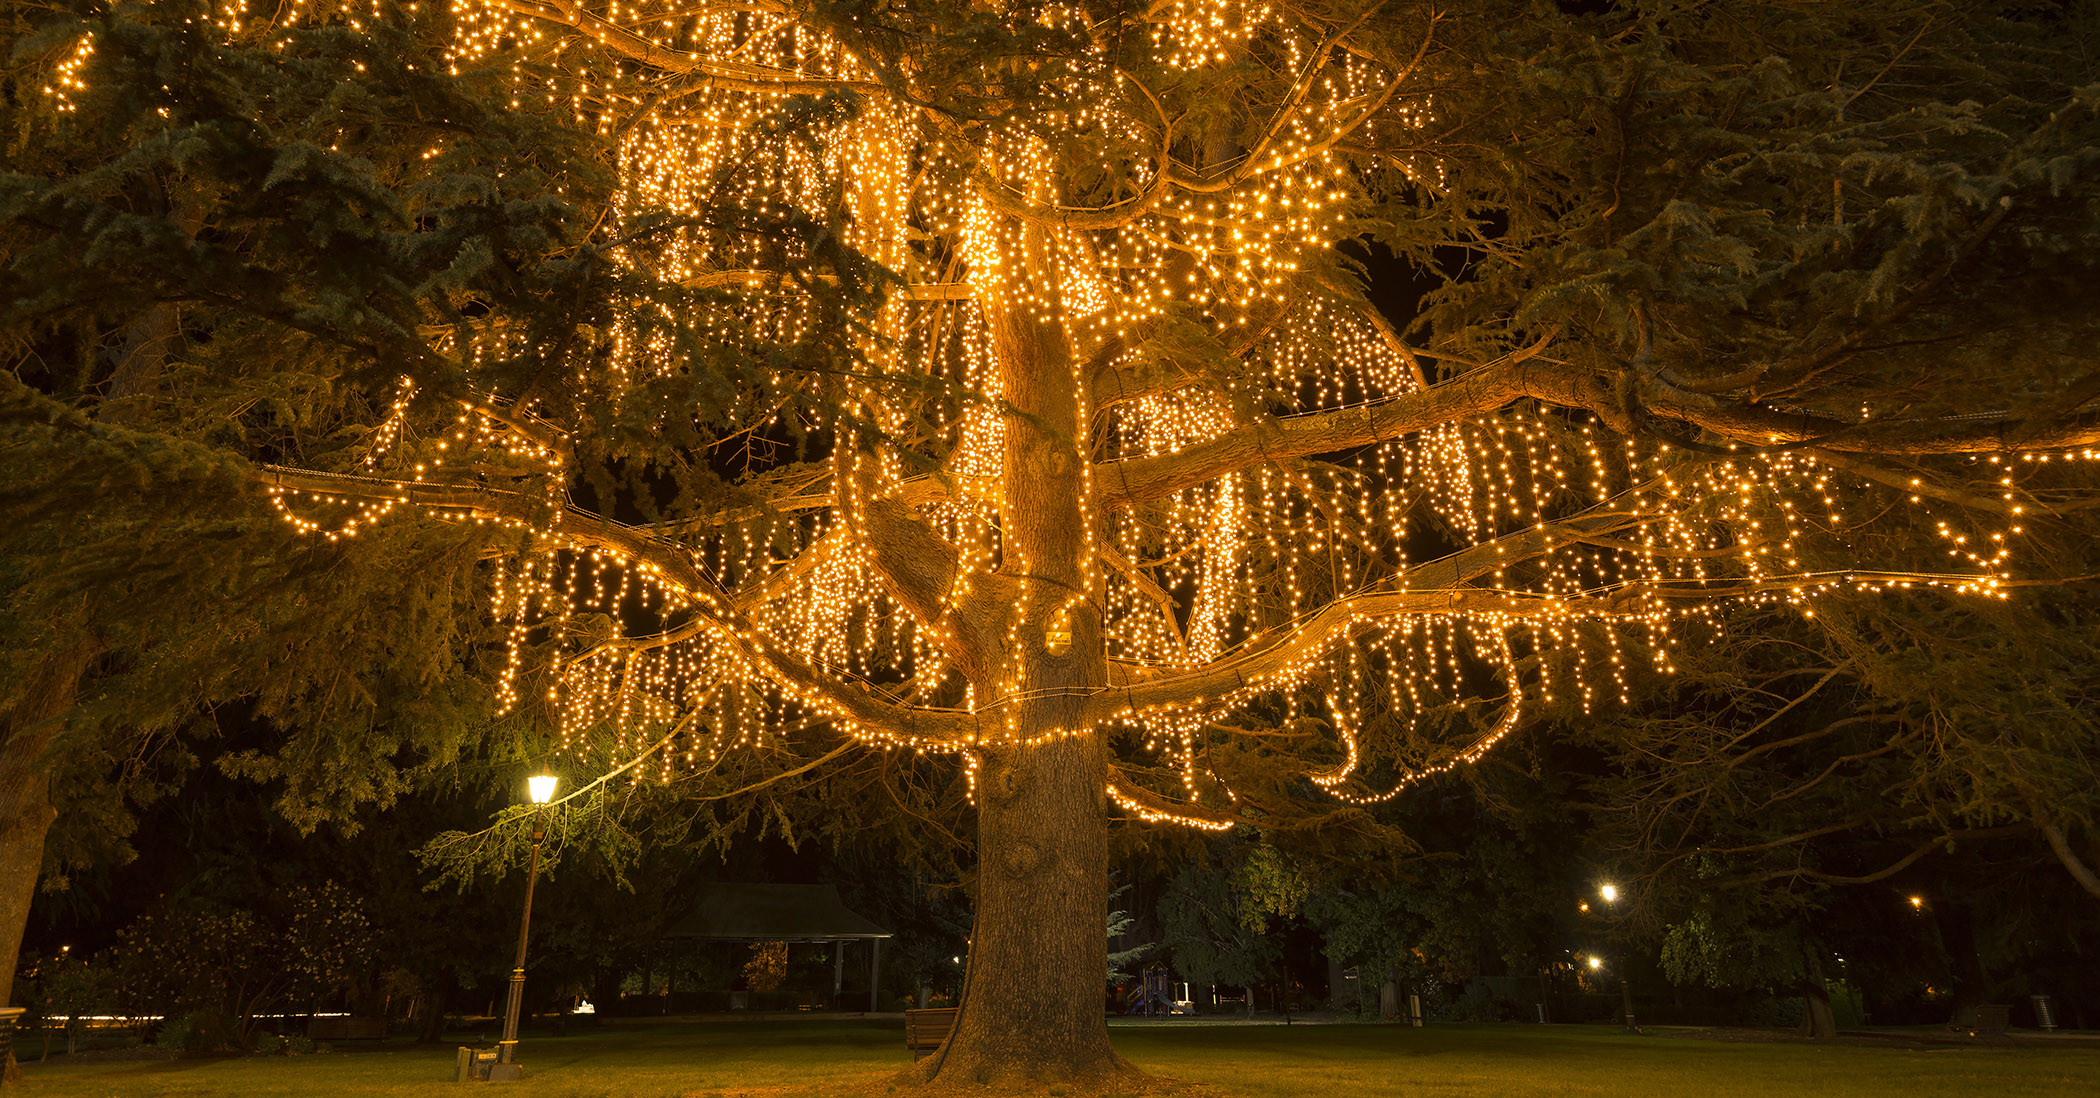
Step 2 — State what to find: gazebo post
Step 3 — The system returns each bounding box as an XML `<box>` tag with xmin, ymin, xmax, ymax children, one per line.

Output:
<box><xmin>655</xmin><ymin>884</ymin><xmax>891</xmax><ymax>1014</ymax></box>
<box><xmin>868</xmin><ymin>939</ymin><xmax>881</xmax><ymax>1013</ymax></box>
<box><xmin>833</xmin><ymin>941</ymin><xmax>845</xmax><ymax>1008</ymax></box>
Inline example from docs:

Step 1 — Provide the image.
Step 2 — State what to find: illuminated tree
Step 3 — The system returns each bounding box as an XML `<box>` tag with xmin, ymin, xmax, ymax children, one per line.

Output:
<box><xmin>10</xmin><ymin>0</ymin><xmax>2100</xmax><ymax>1087</ymax></box>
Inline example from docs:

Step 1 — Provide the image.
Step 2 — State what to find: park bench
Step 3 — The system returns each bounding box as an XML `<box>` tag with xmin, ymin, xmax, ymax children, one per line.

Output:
<box><xmin>1</xmin><ymin>1008</ymin><xmax>21</xmax><ymax>1083</ymax></box>
<box><xmin>308</xmin><ymin>1016</ymin><xmax>388</xmax><ymax>1042</ymax></box>
<box><xmin>905</xmin><ymin>1007</ymin><xmax>957</xmax><ymax>1060</ymax></box>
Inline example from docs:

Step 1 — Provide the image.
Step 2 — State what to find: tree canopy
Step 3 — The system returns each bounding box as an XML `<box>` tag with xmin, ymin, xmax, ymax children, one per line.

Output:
<box><xmin>7</xmin><ymin>0</ymin><xmax>2100</xmax><ymax>1085</ymax></box>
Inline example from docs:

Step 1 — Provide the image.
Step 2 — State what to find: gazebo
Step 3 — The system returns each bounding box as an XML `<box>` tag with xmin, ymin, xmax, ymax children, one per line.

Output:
<box><xmin>660</xmin><ymin>884</ymin><xmax>893</xmax><ymax>1012</ymax></box>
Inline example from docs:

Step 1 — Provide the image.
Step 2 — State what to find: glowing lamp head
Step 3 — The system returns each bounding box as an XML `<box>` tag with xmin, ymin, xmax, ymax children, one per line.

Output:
<box><xmin>1599</xmin><ymin>884</ymin><xmax>1619</xmax><ymax>903</ymax></box>
<box><xmin>1587</xmin><ymin>956</ymin><xmax>1603</xmax><ymax>970</ymax></box>
<box><xmin>1908</xmin><ymin>895</ymin><xmax>1924</xmax><ymax>910</ymax></box>
<box><xmin>528</xmin><ymin>773</ymin><xmax>559</xmax><ymax>804</ymax></box>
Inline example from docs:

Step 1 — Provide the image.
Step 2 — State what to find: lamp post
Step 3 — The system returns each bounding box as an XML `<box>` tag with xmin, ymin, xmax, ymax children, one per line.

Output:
<box><xmin>490</xmin><ymin>773</ymin><xmax>557</xmax><ymax>1082</ymax></box>
<box><xmin>1598</xmin><ymin>883</ymin><xmax>1638</xmax><ymax>1035</ymax></box>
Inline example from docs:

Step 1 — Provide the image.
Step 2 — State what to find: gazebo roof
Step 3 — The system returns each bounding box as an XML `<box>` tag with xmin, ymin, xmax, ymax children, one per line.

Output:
<box><xmin>660</xmin><ymin>883</ymin><xmax>892</xmax><ymax>942</ymax></box>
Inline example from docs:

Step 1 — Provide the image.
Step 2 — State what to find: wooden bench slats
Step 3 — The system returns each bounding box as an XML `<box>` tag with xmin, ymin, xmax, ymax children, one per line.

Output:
<box><xmin>904</xmin><ymin>1007</ymin><xmax>957</xmax><ymax>1060</ymax></box>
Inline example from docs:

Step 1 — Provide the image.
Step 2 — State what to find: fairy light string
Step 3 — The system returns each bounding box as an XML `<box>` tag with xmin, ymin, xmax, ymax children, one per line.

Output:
<box><xmin>69</xmin><ymin>1</ymin><xmax>2078</xmax><ymax>824</ymax></box>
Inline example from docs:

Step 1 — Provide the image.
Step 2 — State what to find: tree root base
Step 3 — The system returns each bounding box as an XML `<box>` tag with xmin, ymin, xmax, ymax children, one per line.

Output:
<box><xmin>883</xmin><ymin>1054</ymin><xmax>1227</xmax><ymax>1098</ymax></box>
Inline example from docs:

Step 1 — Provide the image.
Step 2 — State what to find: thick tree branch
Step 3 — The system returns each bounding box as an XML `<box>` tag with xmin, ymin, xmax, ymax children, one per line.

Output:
<box><xmin>1093</xmin><ymin>501</ymin><xmax>1659</xmax><ymax>716</ymax></box>
<box><xmin>1105</xmin><ymin>765</ymin><xmax>1241</xmax><ymax>829</ymax></box>
<box><xmin>505</xmin><ymin>0</ymin><xmax>884</xmax><ymax>95</ymax></box>
<box><xmin>1726</xmin><ymin>825</ymin><xmax>2031</xmax><ymax>887</ymax></box>
<box><xmin>1096</xmin><ymin>353</ymin><xmax>2100</xmax><ymax>512</ymax></box>
<box><xmin>2037</xmin><ymin>816</ymin><xmax>2100</xmax><ymax>902</ymax></box>
<box><xmin>254</xmin><ymin>465</ymin><xmax>977</xmax><ymax>745</ymax></box>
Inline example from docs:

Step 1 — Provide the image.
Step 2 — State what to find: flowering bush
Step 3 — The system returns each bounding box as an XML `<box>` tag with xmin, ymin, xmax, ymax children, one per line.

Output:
<box><xmin>109</xmin><ymin>883</ymin><xmax>376</xmax><ymax>1047</ymax></box>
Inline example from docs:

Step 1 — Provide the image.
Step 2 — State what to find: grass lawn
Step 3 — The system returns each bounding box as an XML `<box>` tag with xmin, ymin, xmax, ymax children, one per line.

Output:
<box><xmin>12</xmin><ymin>1019</ymin><xmax>2099</xmax><ymax>1098</ymax></box>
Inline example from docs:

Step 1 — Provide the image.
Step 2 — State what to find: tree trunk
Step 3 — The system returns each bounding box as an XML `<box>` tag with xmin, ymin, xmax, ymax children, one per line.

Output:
<box><xmin>0</xmin><ymin>777</ymin><xmax>54</xmax><ymax>1012</ymax></box>
<box><xmin>1798</xmin><ymin>952</ymin><xmax>1836</xmax><ymax>1039</ymax></box>
<box><xmin>0</xmin><ymin>640</ymin><xmax>97</xmax><ymax>1012</ymax></box>
<box><xmin>1935</xmin><ymin>900</ymin><xmax>1989</xmax><ymax>1028</ymax></box>
<box><xmin>417</xmin><ymin>984</ymin><xmax>450</xmax><ymax>1044</ymax></box>
<box><xmin>915</xmin><ymin>223</ymin><xmax>1137</xmax><ymax>1088</ymax></box>
<box><xmin>923</xmin><ymin>735</ymin><xmax>1126</xmax><ymax>1087</ymax></box>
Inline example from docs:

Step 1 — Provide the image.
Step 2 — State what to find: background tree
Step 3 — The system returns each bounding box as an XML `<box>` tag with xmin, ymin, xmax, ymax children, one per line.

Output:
<box><xmin>1583</xmin><ymin>568</ymin><xmax>2100</xmax><ymax>1034</ymax></box>
<box><xmin>0</xmin><ymin>0</ymin><xmax>608</xmax><ymax>1042</ymax></box>
<box><xmin>8</xmin><ymin>0</ymin><xmax>2100</xmax><ymax>1088</ymax></box>
<box><xmin>1158</xmin><ymin>856</ymin><xmax>1280</xmax><ymax>1018</ymax></box>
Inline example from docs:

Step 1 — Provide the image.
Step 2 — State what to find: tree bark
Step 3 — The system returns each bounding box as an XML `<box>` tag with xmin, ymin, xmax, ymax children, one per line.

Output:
<box><xmin>0</xmin><ymin>640</ymin><xmax>93</xmax><ymax>1088</ymax></box>
<box><xmin>0</xmin><ymin>639</ymin><xmax>96</xmax><ymax>1009</ymax></box>
<box><xmin>1798</xmin><ymin>952</ymin><xmax>1836</xmax><ymax>1039</ymax></box>
<box><xmin>416</xmin><ymin>984</ymin><xmax>451</xmax><ymax>1044</ymax></box>
<box><xmin>915</xmin><ymin>223</ymin><xmax>1138</xmax><ymax>1088</ymax></box>
<box><xmin>925</xmin><ymin>734</ymin><xmax>1128</xmax><ymax>1086</ymax></box>
<box><xmin>2036</xmin><ymin>818</ymin><xmax>2100</xmax><ymax>902</ymax></box>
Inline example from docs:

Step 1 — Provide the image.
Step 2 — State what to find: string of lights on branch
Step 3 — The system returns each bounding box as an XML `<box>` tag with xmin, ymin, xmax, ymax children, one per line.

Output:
<box><xmin>54</xmin><ymin>0</ymin><xmax>2084</xmax><ymax>825</ymax></box>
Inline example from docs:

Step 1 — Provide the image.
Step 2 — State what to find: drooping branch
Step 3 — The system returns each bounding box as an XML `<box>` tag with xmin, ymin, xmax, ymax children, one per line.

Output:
<box><xmin>504</xmin><ymin>0</ymin><xmax>884</xmax><ymax>95</ymax></box>
<box><xmin>1093</xmin><ymin>500</ymin><xmax>1661</xmax><ymax>716</ymax></box>
<box><xmin>2035</xmin><ymin>813</ymin><xmax>2100</xmax><ymax>902</ymax></box>
<box><xmin>254</xmin><ymin>465</ymin><xmax>980</xmax><ymax>745</ymax></box>
<box><xmin>1105</xmin><ymin>765</ymin><xmax>1241</xmax><ymax>830</ymax></box>
<box><xmin>261</xmin><ymin>466</ymin><xmax>717</xmax><ymax>594</ymax></box>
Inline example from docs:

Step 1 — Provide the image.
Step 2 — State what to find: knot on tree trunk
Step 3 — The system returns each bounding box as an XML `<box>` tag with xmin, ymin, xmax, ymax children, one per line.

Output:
<box><xmin>1001</xmin><ymin>841</ymin><xmax>1041</xmax><ymax>878</ymax></box>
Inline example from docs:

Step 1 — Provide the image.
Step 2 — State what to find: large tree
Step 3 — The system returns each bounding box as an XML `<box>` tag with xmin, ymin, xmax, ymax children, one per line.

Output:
<box><xmin>9</xmin><ymin>0</ymin><xmax>2100</xmax><ymax>1088</ymax></box>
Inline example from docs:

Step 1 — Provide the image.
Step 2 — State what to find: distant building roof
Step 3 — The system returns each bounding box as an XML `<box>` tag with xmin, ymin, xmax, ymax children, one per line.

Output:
<box><xmin>660</xmin><ymin>883</ymin><xmax>892</xmax><ymax>941</ymax></box>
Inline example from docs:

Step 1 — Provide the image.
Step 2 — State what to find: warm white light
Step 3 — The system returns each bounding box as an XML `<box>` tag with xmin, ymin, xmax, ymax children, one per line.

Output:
<box><xmin>1908</xmin><ymin>895</ymin><xmax>1924</xmax><ymax>910</ymax></box>
<box><xmin>1587</xmin><ymin>956</ymin><xmax>1603</xmax><ymax>970</ymax></box>
<box><xmin>1599</xmin><ymin>884</ymin><xmax>1619</xmax><ymax>903</ymax></box>
<box><xmin>239</xmin><ymin>0</ymin><xmax>2043</xmax><ymax>838</ymax></box>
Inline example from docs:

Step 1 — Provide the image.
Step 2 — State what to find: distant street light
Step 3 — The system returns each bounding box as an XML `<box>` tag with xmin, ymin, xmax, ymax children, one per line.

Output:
<box><xmin>1908</xmin><ymin>895</ymin><xmax>1925</xmax><ymax>911</ymax></box>
<box><xmin>490</xmin><ymin>773</ymin><xmax>557</xmax><ymax>1082</ymax></box>
<box><xmin>1587</xmin><ymin>956</ymin><xmax>1603</xmax><ymax>970</ymax></box>
<box><xmin>1599</xmin><ymin>884</ymin><xmax>1619</xmax><ymax>903</ymax></box>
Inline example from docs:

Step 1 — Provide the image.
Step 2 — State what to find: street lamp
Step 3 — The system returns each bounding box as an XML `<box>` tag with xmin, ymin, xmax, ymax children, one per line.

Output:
<box><xmin>490</xmin><ymin>773</ymin><xmax>557</xmax><ymax>1082</ymax></box>
<box><xmin>1598</xmin><ymin>884</ymin><xmax>1638</xmax><ymax>1035</ymax></box>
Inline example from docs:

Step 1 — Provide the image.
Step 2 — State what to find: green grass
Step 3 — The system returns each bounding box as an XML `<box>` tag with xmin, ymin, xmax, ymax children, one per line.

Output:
<box><xmin>13</xmin><ymin>1020</ymin><xmax>2100</xmax><ymax>1098</ymax></box>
